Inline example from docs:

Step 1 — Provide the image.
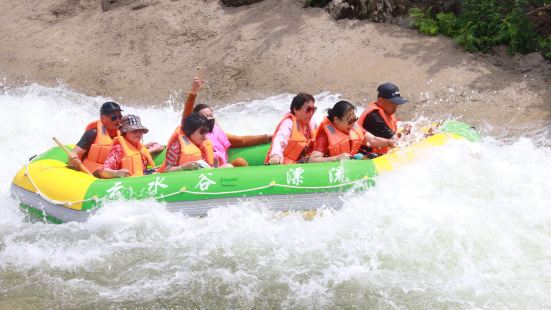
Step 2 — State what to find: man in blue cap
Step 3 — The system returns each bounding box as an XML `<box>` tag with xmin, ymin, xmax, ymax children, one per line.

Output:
<box><xmin>357</xmin><ymin>82</ymin><xmax>408</xmax><ymax>155</ymax></box>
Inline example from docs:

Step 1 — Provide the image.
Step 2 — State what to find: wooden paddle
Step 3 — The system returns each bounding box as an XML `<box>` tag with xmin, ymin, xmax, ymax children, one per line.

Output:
<box><xmin>52</xmin><ymin>137</ymin><xmax>93</xmax><ymax>176</ymax></box>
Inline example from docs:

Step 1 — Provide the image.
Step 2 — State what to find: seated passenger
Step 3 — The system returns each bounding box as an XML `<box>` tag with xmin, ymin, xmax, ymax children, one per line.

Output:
<box><xmin>181</xmin><ymin>76</ymin><xmax>272</xmax><ymax>167</ymax></box>
<box><xmin>100</xmin><ymin>115</ymin><xmax>156</xmax><ymax>179</ymax></box>
<box><xmin>309</xmin><ymin>100</ymin><xmax>393</xmax><ymax>163</ymax></box>
<box><xmin>358</xmin><ymin>82</ymin><xmax>408</xmax><ymax>155</ymax></box>
<box><xmin>160</xmin><ymin>113</ymin><xmax>215</xmax><ymax>172</ymax></box>
<box><xmin>68</xmin><ymin>101</ymin><xmax>163</xmax><ymax>174</ymax></box>
<box><xmin>266</xmin><ymin>93</ymin><xmax>318</xmax><ymax>165</ymax></box>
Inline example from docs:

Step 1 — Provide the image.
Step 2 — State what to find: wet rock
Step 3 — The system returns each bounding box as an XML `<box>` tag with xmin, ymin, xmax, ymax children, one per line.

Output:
<box><xmin>101</xmin><ymin>0</ymin><xmax>159</xmax><ymax>12</ymax></box>
<box><xmin>327</xmin><ymin>0</ymin><xmax>360</xmax><ymax>20</ymax></box>
<box><xmin>220</xmin><ymin>0</ymin><xmax>265</xmax><ymax>7</ymax></box>
<box><xmin>47</xmin><ymin>0</ymin><xmax>97</xmax><ymax>21</ymax></box>
<box><xmin>527</xmin><ymin>4</ymin><xmax>551</xmax><ymax>37</ymax></box>
<box><xmin>101</xmin><ymin>0</ymin><xmax>138</xmax><ymax>12</ymax></box>
<box><xmin>366</xmin><ymin>0</ymin><xmax>410</xmax><ymax>23</ymax></box>
<box><xmin>325</xmin><ymin>0</ymin><xmax>411</xmax><ymax>23</ymax></box>
<box><xmin>515</xmin><ymin>52</ymin><xmax>549</xmax><ymax>73</ymax></box>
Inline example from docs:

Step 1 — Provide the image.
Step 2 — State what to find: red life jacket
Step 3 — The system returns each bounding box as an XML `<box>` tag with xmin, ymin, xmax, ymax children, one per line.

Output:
<box><xmin>357</xmin><ymin>101</ymin><xmax>397</xmax><ymax>155</ymax></box>
<box><xmin>318</xmin><ymin>117</ymin><xmax>364</xmax><ymax>157</ymax></box>
<box><xmin>82</xmin><ymin>120</ymin><xmax>120</xmax><ymax>173</ymax></box>
<box><xmin>159</xmin><ymin>127</ymin><xmax>214</xmax><ymax>172</ymax></box>
<box><xmin>265</xmin><ymin>113</ymin><xmax>315</xmax><ymax>164</ymax></box>
<box><xmin>111</xmin><ymin>136</ymin><xmax>155</xmax><ymax>177</ymax></box>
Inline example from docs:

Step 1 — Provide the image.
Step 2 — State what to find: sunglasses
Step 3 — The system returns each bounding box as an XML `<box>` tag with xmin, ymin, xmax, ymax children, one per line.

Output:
<box><xmin>305</xmin><ymin>106</ymin><xmax>317</xmax><ymax>114</ymax></box>
<box><xmin>110</xmin><ymin>114</ymin><xmax>123</xmax><ymax>121</ymax></box>
<box><xmin>347</xmin><ymin>116</ymin><xmax>358</xmax><ymax>125</ymax></box>
<box><xmin>199</xmin><ymin>127</ymin><xmax>209</xmax><ymax>135</ymax></box>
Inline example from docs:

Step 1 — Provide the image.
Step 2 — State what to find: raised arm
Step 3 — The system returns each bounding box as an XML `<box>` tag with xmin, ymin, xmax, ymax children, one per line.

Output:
<box><xmin>181</xmin><ymin>77</ymin><xmax>204</xmax><ymax>123</ymax></box>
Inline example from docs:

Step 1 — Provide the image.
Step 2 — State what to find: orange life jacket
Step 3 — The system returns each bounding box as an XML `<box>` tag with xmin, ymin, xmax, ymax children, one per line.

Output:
<box><xmin>318</xmin><ymin>117</ymin><xmax>364</xmax><ymax>157</ymax></box>
<box><xmin>265</xmin><ymin>113</ymin><xmax>315</xmax><ymax>164</ymax></box>
<box><xmin>159</xmin><ymin>127</ymin><xmax>214</xmax><ymax>172</ymax></box>
<box><xmin>82</xmin><ymin>120</ymin><xmax>120</xmax><ymax>173</ymax></box>
<box><xmin>357</xmin><ymin>101</ymin><xmax>397</xmax><ymax>155</ymax></box>
<box><xmin>111</xmin><ymin>136</ymin><xmax>155</xmax><ymax>177</ymax></box>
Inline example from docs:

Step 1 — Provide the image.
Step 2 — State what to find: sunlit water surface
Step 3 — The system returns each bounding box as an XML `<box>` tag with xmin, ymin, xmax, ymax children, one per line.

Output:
<box><xmin>1</xmin><ymin>84</ymin><xmax>550</xmax><ymax>308</ymax></box>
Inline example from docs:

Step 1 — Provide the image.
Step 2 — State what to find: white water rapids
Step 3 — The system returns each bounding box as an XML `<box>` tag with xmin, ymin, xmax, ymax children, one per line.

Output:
<box><xmin>1</xmin><ymin>84</ymin><xmax>550</xmax><ymax>308</ymax></box>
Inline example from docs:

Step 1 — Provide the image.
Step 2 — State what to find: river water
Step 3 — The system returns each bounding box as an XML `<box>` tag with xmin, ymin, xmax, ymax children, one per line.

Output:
<box><xmin>1</xmin><ymin>84</ymin><xmax>550</xmax><ymax>308</ymax></box>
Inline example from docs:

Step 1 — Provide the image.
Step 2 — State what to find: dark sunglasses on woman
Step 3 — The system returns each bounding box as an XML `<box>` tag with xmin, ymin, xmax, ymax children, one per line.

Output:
<box><xmin>305</xmin><ymin>106</ymin><xmax>317</xmax><ymax>114</ymax></box>
<box><xmin>347</xmin><ymin>116</ymin><xmax>358</xmax><ymax>125</ymax></box>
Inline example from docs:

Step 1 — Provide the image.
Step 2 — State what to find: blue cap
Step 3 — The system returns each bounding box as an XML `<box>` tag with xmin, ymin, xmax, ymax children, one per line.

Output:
<box><xmin>377</xmin><ymin>83</ymin><xmax>408</xmax><ymax>105</ymax></box>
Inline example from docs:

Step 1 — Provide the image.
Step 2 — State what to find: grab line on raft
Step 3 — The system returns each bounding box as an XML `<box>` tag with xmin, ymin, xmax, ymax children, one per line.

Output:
<box><xmin>23</xmin><ymin>162</ymin><xmax>371</xmax><ymax>207</ymax></box>
<box><xmin>24</xmin><ymin>164</ymin><xmax>100</xmax><ymax>207</ymax></box>
<box><xmin>159</xmin><ymin>178</ymin><xmax>370</xmax><ymax>197</ymax></box>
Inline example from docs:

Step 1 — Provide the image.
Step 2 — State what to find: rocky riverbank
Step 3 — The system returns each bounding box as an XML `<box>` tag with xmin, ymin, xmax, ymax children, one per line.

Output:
<box><xmin>1</xmin><ymin>0</ymin><xmax>550</xmax><ymax>138</ymax></box>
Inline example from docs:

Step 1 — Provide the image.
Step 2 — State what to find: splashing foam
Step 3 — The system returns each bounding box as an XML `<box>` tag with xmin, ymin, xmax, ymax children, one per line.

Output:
<box><xmin>1</xmin><ymin>84</ymin><xmax>551</xmax><ymax>308</ymax></box>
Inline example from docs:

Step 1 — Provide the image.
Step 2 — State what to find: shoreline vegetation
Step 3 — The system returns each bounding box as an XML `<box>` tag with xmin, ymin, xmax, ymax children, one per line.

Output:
<box><xmin>409</xmin><ymin>1</ymin><xmax>551</xmax><ymax>59</ymax></box>
<box><xmin>303</xmin><ymin>0</ymin><xmax>551</xmax><ymax>59</ymax></box>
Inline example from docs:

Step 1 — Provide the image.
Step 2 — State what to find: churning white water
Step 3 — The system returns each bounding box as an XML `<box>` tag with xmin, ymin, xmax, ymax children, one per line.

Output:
<box><xmin>1</xmin><ymin>84</ymin><xmax>550</xmax><ymax>308</ymax></box>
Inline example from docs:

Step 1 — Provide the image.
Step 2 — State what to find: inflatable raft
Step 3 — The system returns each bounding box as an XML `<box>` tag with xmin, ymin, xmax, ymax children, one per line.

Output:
<box><xmin>10</xmin><ymin>121</ymin><xmax>479</xmax><ymax>223</ymax></box>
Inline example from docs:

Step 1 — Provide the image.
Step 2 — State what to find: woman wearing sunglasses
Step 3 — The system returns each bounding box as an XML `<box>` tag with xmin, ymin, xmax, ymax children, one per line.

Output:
<box><xmin>309</xmin><ymin>101</ymin><xmax>393</xmax><ymax>163</ymax></box>
<box><xmin>266</xmin><ymin>93</ymin><xmax>318</xmax><ymax>165</ymax></box>
<box><xmin>159</xmin><ymin>113</ymin><xmax>216</xmax><ymax>172</ymax></box>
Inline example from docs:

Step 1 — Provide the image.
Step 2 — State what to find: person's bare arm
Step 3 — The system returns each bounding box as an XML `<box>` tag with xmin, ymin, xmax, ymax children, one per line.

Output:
<box><xmin>227</xmin><ymin>133</ymin><xmax>272</xmax><ymax>148</ymax></box>
<box><xmin>68</xmin><ymin>146</ymin><xmax>87</xmax><ymax>169</ymax></box>
<box><xmin>308</xmin><ymin>151</ymin><xmax>351</xmax><ymax>163</ymax></box>
<box><xmin>163</xmin><ymin>162</ymin><xmax>201</xmax><ymax>172</ymax></box>
<box><xmin>100</xmin><ymin>168</ymin><xmax>130</xmax><ymax>179</ymax></box>
<box><xmin>364</xmin><ymin>131</ymin><xmax>395</xmax><ymax>149</ymax></box>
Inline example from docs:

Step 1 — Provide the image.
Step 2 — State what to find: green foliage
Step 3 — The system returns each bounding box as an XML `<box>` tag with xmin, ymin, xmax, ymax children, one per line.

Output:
<box><xmin>410</xmin><ymin>8</ymin><xmax>439</xmax><ymax>35</ymax></box>
<box><xmin>454</xmin><ymin>0</ymin><xmax>505</xmax><ymax>52</ymax></box>
<box><xmin>304</xmin><ymin>0</ymin><xmax>331</xmax><ymax>7</ymax></box>
<box><xmin>500</xmin><ymin>0</ymin><xmax>539</xmax><ymax>54</ymax></box>
<box><xmin>528</xmin><ymin>0</ymin><xmax>550</xmax><ymax>6</ymax></box>
<box><xmin>539</xmin><ymin>35</ymin><xmax>551</xmax><ymax>59</ymax></box>
<box><xmin>409</xmin><ymin>0</ymin><xmax>550</xmax><ymax>59</ymax></box>
<box><xmin>435</xmin><ymin>13</ymin><xmax>458</xmax><ymax>37</ymax></box>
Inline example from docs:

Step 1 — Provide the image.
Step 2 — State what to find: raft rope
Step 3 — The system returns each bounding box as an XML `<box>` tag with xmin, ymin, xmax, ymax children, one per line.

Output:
<box><xmin>22</xmin><ymin>163</ymin><xmax>371</xmax><ymax>207</ymax></box>
<box><xmin>161</xmin><ymin>179</ymin><xmax>368</xmax><ymax>198</ymax></box>
<box><xmin>23</xmin><ymin>164</ymin><xmax>99</xmax><ymax>207</ymax></box>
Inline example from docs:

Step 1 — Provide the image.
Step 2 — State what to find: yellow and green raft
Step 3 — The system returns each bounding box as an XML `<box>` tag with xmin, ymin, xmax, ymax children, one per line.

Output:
<box><xmin>10</xmin><ymin>120</ymin><xmax>480</xmax><ymax>223</ymax></box>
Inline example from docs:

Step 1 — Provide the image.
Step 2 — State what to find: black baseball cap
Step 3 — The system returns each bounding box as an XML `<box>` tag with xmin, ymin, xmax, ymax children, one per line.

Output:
<box><xmin>100</xmin><ymin>102</ymin><xmax>123</xmax><ymax>115</ymax></box>
<box><xmin>377</xmin><ymin>83</ymin><xmax>408</xmax><ymax>105</ymax></box>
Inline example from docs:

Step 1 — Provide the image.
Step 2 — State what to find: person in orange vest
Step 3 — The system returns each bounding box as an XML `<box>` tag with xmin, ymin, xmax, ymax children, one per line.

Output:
<box><xmin>182</xmin><ymin>76</ymin><xmax>272</xmax><ymax>167</ymax></box>
<box><xmin>358</xmin><ymin>83</ymin><xmax>409</xmax><ymax>155</ymax></box>
<box><xmin>159</xmin><ymin>113</ymin><xmax>215</xmax><ymax>172</ymax></box>
<box><xmin>68</xmin><ymin>102</ymin><xmax>163</xmax><ymax>174</ymax></box>
<box><xmin>100</xmin><ymin>114</ymin><xmax>156</xmax><ymax>178</ymax></box>
<box><xmin>266</xmin><ymin>93</ymin><xmax>318</xmax><ymax>165</ymax></box>
<box><xmin>309</xmin><ymin>100</ymin><xmax>392</xmax><ymax>163</ymax></box>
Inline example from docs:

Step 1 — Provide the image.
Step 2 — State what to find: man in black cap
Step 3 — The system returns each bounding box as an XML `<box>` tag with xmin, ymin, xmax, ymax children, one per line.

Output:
<box><xmin>357</xmin><ymin>82</ymin><xmax>408</xmax><ymax>155</ymax></box>
<box><xmin>68</xmin><ymin>102</ymin><xmax>163</xmax><ymax>173</ymax></box>
<box><xmin>68</xmin><ymin>102</ymin><xmax>124</xmax><ymax>172</ymax></box>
